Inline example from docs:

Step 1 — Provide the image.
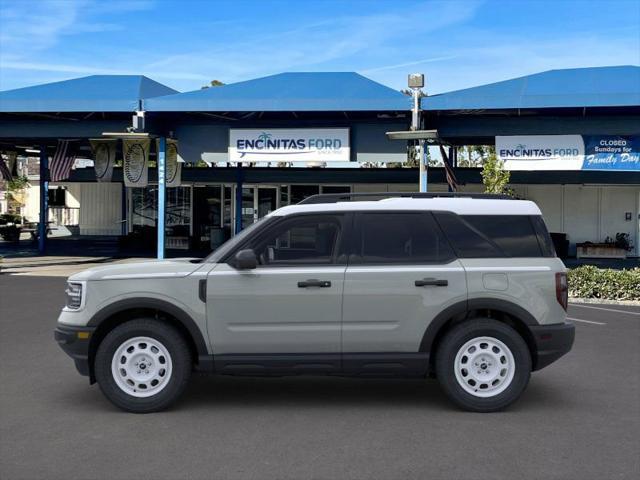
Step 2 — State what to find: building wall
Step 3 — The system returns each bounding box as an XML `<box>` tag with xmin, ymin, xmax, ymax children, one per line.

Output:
<box><xmin>513</xmin><ymin>184</ymin><xmax>639</xmax><ymax>256</ymax></box>
<box><xmin>357</xmin><ymin>182</ymin><xmax>639</xmax><ymax>256</ymax></box>
<box><xmin>23</xmin><ymin>182</ymin><xmax>41</xmax><ymax>222</ymax></box>
<box><xmin>78</xmin><ymin>182</ymin><xmax>122</xmax><ymax>235</ymax></box>
<box><xmin>25</xmin><ymin>180</ymin><xmax>638</xmax><ymax>256</ymax></box>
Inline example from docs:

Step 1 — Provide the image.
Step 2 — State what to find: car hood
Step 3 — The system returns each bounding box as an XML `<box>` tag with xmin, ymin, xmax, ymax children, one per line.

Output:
<box><xmin>68</xmin><ymin>258</ymin><xmax>201</xmax><ymax>282</ymax></box>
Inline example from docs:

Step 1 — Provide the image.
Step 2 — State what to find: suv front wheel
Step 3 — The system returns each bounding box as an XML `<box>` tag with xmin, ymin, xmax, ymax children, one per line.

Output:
<box><xmin>94</xmin><ymin>318</ymin><xmax>192</xmax><ymax>413</ymax></box>
<box><xmin>435</xmin><ymin>318</ymin><xmax>531</xmax><ymax>412</ymax></box>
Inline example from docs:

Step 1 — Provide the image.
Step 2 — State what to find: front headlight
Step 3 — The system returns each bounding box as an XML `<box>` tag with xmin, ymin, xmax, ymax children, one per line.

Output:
<box><xmin>65</xmin><ymin>282</ymin><xmax>84</xmax><ymax>310</ymax></box>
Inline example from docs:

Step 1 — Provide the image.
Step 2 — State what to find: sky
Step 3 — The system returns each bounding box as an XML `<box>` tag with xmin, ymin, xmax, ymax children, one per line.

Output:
<box><xmin>0</xmin><ymin>0</ymin><xmax>639</xmax><ymax>94</ymax></box>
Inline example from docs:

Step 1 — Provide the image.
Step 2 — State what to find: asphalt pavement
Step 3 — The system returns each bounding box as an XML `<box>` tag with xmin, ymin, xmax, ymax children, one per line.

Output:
<box><xmin>0</xmin><ymin>275</ymin><xmax>638</xmax><ymax>480</ymax></box>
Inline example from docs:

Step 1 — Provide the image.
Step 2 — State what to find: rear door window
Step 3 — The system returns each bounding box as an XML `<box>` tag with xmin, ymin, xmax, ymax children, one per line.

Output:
<box><xmin>353</xmin><ymin>212</ymin><xmax>455</xmax><ymax>264</ymax></box>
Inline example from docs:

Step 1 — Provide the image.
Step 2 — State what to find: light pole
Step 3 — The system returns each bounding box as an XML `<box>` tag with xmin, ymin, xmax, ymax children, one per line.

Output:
<box><xmin>408</xmin><ymin>73</ymin><xmax>427</xmax><ymax>192</ymax></box>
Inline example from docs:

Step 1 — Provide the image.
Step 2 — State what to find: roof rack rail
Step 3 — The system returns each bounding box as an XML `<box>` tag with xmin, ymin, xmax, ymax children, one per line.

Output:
<box><xmin>298</xmin><ymin>192</ymin><xmax>513</xmax><ymax>205</ymax></box>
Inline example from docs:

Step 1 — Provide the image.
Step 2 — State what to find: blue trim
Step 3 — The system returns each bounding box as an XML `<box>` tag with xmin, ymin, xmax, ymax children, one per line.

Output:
<box><xmin>38</xmin><ymin>147</ymin><xmax>48</xmax><ymax>254</ymax></box>
<box><xmin>157</xmin><ymin>137</ymin><xmax>166</xmax><ymax>259</ymax></box>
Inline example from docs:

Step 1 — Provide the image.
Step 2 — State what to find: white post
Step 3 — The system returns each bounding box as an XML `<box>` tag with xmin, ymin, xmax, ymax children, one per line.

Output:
<box><xmin>410</xmin><ymin>83</ymin><xmax>427</xmax><ymax>192</ymax></box>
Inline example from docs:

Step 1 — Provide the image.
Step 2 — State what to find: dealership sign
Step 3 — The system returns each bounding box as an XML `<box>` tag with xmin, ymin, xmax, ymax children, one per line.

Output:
<box><xmin>229</xmin><ymin>128</ymin><xmax>350</xmax><ymax>163</ymax></box>
<box><xmin>582</xmin><ymin>136</ymin><xmax>640</xmax><ymax>170</ymax></box>
<box><xmin>497</xmin><ymin>135</ymin><xmax>640</xmax><ymax>171</ymax></box>
<box><xmin>496</xmin><ymin>135</ymin><xmax>584</xmax><ymax>170</ymax></box>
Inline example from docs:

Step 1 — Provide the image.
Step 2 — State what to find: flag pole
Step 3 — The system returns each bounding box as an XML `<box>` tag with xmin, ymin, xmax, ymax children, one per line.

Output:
<box><xmin>38</xmin><ymin>146</ymin><xmax>48</xmax><ymax>255</ymax></box>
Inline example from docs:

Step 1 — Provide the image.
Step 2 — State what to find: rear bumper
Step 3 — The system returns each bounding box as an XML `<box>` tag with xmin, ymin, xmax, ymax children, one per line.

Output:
<box><xmin>530</xmin><ymin>321</ymin><xmax>575</xmax><ymax>371</ymax></box>
<box><xmin>54</xmin><ymin>324</ymin><xmax>95</xmax><ymax>377</ymax></box>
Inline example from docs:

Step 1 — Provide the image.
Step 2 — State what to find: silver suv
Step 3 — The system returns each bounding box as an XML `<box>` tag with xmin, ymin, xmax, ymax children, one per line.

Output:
<box><xmin>55</xmin><ymin>193</ymin><xmax>575</xmax><ymax>413</ymax></box>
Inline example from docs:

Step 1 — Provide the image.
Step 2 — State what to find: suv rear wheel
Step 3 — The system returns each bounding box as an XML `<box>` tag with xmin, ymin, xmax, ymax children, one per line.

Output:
<box><xmin>435</xmin><ymin>318</ymin><xmax>531</xmax><ymax>412</ymax></box>
<box><xmin>94</xmin><ymin>318</ymin><xmax>192</xmax><ymax>413</ymax></box>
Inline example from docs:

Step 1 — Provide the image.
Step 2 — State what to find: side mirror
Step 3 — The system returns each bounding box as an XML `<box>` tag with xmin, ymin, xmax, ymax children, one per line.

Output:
<box><xmin>233</xmin><ymin>249</ymin><xmax>258</xmax><ymax>270</ymax></box>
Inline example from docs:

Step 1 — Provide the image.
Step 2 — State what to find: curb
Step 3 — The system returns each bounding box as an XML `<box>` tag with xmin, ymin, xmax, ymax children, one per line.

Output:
<box><xmin>569</xmin><ymin>297</ymin><xmax>640</xmax><ymax>306</ymax></box>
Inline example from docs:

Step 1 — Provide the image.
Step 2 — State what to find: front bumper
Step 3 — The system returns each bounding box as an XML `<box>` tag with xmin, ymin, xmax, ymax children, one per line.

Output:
<box><xmin>530</xmin><ymin>321</ymin><xmax>575</xmax><ymax>371</ymax></box>
<box><xmin>54</xmin><ymin>324</ymin><xmax>96</xmax><ymax>377</ymax></box>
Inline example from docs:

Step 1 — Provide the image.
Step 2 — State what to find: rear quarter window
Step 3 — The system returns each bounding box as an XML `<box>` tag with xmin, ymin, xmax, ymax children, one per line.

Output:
<box><xmin>434</xmin><ymin>212</ymin><xmax>544</xmax><ymax>258</ymax></box>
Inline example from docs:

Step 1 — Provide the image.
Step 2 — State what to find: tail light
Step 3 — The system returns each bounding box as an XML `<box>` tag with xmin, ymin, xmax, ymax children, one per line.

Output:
<box><xmin>555</xmin><ymin>272</ymin><xmax>568</xmax><ymax>311</ymax></box>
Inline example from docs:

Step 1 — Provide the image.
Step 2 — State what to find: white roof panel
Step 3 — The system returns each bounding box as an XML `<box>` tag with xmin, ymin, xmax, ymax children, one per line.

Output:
<box><xmin>271</xmin><ymin>198</ymin><xmax>542</xmax><ymax>217</ymax></box>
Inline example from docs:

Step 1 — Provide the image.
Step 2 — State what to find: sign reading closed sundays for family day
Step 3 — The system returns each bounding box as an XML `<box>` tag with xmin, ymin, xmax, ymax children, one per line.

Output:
<box><xmin>229</xmin><ymin>128</ymin><xmax>350</xmax><ymax>163</ymax></box>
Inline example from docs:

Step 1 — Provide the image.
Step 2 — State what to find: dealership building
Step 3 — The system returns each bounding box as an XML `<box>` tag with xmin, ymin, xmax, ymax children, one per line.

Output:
<box><xmin>0</xmin><ymin>66</ymin><xmax>638</xmax><ymax>258</ymax></box>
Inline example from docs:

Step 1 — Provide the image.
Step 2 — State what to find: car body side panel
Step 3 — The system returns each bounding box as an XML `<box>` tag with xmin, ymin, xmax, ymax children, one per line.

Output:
<box><xmin>206</xmin><ymin>263</ymin><xmax>346</xmax><ymax>354</ymax></box>
<box><xmin>460</xmin><ymin>257</ymin><xmax>567</xmax><ymax>326</ymax></box>
<box><xmin>57</xmin><ymin>272</ymin><xmax>212</xmax><ymax>352</ymax></box>
<box><xmin>341</xmin><ymin>260</ymin><xmax>468</xmax><ymax>352</ymax></box>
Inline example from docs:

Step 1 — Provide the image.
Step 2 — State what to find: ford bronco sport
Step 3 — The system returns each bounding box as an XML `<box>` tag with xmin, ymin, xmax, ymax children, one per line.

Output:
<box><xmin>55</xmin><ymin>193</ymin><xmax>575</xmax><ymax>413</ymax></box>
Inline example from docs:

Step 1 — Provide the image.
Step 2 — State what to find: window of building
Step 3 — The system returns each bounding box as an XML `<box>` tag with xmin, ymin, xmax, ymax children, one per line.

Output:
<box><xmin>131</xmin><ymin>187</ymin><xmax>157</xmax><ymax>229</ymax></box>
<box><xmin>321</xmin><ymin>185</ymin><xmax>351</xmax><ymax>194</ymax></box>
<box><xmin>48</xmin><ymin>188</ymin><xmax>66</xmax><ymax>207</ymax></box>
<box><xmin>290</xmin><ymin>185</ymin><xmax>320</xmax><ymax>204</ymax></box>
<box><xmin>250</xmin><ymin>214</ymin><xmax>343</xmax><ymax>266</ymax></box>
<box><xmin>131</xmin><ymin>187</ymin><xmax>191</xmax><ymax>249</ymax></box>
<box><xmin>354</xmin><ymin>212</ymin><xmax>454</xmax><ymax>264</ymax></box>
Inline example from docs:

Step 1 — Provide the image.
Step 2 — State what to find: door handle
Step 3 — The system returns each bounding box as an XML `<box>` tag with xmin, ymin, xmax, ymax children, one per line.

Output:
<box><xmin>415</xmin><ymin>278</ymin><xmax>448</xmax><ymax>287</ymax></box>
<box><xmin>298</xmin><ymin>279</ymin><xmax>331</xmax><ymax>288</ymax></box>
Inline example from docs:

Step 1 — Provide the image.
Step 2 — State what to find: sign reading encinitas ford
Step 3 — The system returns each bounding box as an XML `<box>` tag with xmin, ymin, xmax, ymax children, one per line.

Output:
<box><xmin>496</xmin><ymin>135</ymin><xmax>584</xmax><ymax>170</ymax></box>
<box><xmin>229</xmin><ymin>128</ymin><xmax>350</xmax><ymax>163</ymax></box>
<box><xmin>497</xmin><ymin>135</ymin><xmax>640</xmax><ymax>171</ymax></box>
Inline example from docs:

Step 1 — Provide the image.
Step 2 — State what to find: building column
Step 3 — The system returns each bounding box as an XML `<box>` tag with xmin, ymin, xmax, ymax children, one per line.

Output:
<box><xmin>157</xmin><ymin>137</ymin><xmax>166</xmax><ymax>259</ymax></box>
<box><xmin>419</xmin><ymin>140</ymin><xmax>428</xmax><ymax>192</ymax></box>
<box><xmin>234</xmin><ymin>163</ymin><xmax>243</xmax><ymax>234</ymax></box>
<box><xmin>38</xmin><ymin>146</ymin><xmax>48</xmax><ymax>254</ymax></box>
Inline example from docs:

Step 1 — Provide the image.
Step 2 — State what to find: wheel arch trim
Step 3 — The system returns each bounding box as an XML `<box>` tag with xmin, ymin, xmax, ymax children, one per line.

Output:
<box><xmin>87</xmin><ymin>297</ymin><xmax>209</xmax><ymax>356</ymax></box>
<box><xmin>420</xmin><ymin>298</ymin><xmax>538</xmax><ymax>354</ymax></box>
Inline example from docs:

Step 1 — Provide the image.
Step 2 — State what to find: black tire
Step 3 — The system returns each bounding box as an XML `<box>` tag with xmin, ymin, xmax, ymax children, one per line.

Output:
<box><xmin>94</xmin><ymin>318</ymin><xmax>192</xmax><ymax>413</ymax></box>
<box><xmin>435</xmin><ymin>318</ymin><xmax>531</xmax><ymax>412</ymax></box>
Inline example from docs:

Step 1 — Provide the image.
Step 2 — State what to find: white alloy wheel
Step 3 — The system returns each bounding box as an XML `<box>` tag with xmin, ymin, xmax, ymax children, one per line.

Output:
<box><xmin>453</xmin><ymin>336</ymin><xmax>515</xmax><ymax>398</ymax></box>
<box><xmin>110</xmin><ymin>336</ymin><xmax>173</xmax><ymax>398</ymax></box>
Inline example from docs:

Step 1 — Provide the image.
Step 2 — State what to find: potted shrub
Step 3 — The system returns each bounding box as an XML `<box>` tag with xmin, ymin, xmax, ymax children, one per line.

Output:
<box><xmin>576</xmin><ymin>233</ymin><xmax>633</xmax><ymax>259</ymax></box>
<box><xmin>0</xmin><ymin>213</ymin><xmax>23</xmax><ymax>242</ymax></box>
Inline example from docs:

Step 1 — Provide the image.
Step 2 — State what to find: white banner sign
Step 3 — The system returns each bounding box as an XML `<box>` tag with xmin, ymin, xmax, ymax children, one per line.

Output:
<box><xmin>90</xmin><ymin>139</ymin><xmax>116</xmax><ymax>182</ymax></box>
<box><xmin>229</xmin><ymin>128</ymin><xmax>350</xmax><ymax>163</ymax></box>
<box><xmin>496</xmin><ymin>135</ymin><xmax>585</xmax><ymax>170</ymax></box>
<box><xmin>123</xmin><ymin>138</ymin><xmax>150</xmax><ymax>187</ymax></box>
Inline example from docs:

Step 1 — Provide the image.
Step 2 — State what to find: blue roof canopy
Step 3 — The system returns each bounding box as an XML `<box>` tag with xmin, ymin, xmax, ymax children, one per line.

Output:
<box><xmin>0</xmin><ymin>75</ymin><xmax>178</xmax><ymax>113</ymax></box>
<box><xmin>422</xmin><ymin>66</ymin><xmax>640</xmax><ymax>111</ymax></box>
<box><xmin>145</xmin><ymin>72</ymin><xmax>410</xmax><ymax>112</ymax></box>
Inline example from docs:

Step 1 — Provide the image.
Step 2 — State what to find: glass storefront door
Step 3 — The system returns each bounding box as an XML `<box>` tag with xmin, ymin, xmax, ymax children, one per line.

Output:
<box><xmin>234</xmin><ymin>185</ymin><xmax>280</xmax><ymax>231</ymax></box>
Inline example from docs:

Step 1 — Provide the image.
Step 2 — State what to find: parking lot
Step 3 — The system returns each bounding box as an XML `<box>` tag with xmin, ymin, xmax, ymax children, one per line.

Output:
<box><xmin>0</xmin><ymin>274</ymin><xmax>638</xmax><ymax>480</ymax></box>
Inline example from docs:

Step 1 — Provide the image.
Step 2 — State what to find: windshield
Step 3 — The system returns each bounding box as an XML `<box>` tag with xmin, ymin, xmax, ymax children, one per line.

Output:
<box><xmin>202</xmin><ymin>216</ymin><xmax>273</xmax><ymax>263</ymax></box>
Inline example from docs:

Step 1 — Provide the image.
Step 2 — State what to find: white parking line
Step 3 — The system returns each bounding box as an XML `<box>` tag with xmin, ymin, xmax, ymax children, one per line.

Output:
<box><xmin>570</xmin><ymin>304</ymin><xmax>640</xmax><ymax>316</ymax></box>
<box><xmin>566</xmin><ymin>317</ymin><xmax>607</xmax><ymax>325</ymax></box>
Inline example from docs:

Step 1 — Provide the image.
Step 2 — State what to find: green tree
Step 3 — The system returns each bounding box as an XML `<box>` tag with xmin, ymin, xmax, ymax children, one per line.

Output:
<box><xmin>201</xmin><ymin>80</ymin><xmax>225</xmax><ymax>89</ymax></box>
<box><xmin>5</xmin><ymin>175</ymin><xmax>29</xmax><ymax>214</ymax></box>
<box><xmin>481</xmin><ymin>151</ymin><xmax>511</xmax><ymax>194</ymax></box>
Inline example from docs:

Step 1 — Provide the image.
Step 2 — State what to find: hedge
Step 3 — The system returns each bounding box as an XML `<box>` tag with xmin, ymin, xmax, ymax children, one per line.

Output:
<box><xmin>568</xmin><ymin>265</ymin><xmax>640</xmax><ymax>301</ymax></box>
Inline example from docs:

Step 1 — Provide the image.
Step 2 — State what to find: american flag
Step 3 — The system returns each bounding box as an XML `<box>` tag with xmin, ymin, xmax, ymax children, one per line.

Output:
<box><xmin>439</xmin><ymin>145</ymin><xmax>458</xmax><ymax>191</ymax></box>
<box><xmin>50</xmin><ymin>140</ymin><xmax>77</xmax><ymax>182</ymax></box>
<box><xmin>0</xmin><ymin>156</ymin><xmax>12</xmax><ymax>181</ymax></box>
